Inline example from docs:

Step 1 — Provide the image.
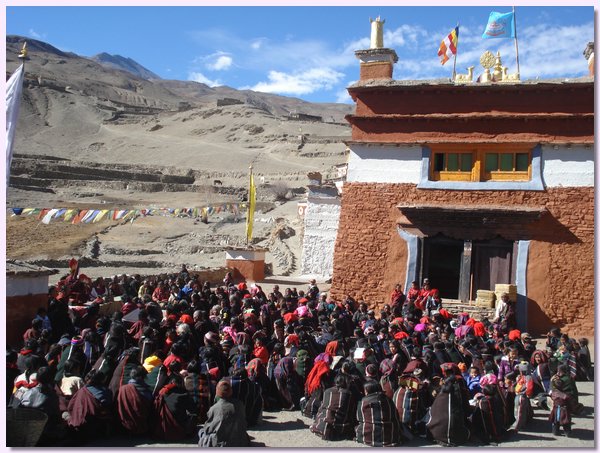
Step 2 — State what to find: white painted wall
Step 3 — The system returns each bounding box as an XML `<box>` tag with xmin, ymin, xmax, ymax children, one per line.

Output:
<box><xmin>346</xmin><ymin>144</ymin><xmax>422</xmax><ymax>184</ymax></box>
<box><xmin>6</xmin><ymin>275</ymin><xmax>49</xmax><ymax>297</ymax></box>
<box><xmin>225</xmin><ymin>250</ymin><xmax>266</xmax><ymax>261</ymax></box>
<box><xmin>347</xmin><ymin>143</ymin><xmax>594</xmax><ymax>188</ymax></box>
<box><xmin>301</xmin><ymin>198</ymin><xmax>341</xmax><ymax>278</ymax></box>
<box><xmin>542</xmin><ymin>145</ymin><xmax>594</xmax><ymax>188</ymax></box>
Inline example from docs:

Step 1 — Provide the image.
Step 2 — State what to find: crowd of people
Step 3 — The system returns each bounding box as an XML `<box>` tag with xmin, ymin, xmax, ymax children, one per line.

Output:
<box><xmin>7</xmin><ymin>266</ymin><xmax>593</xmax><ymax>447</ymax></box>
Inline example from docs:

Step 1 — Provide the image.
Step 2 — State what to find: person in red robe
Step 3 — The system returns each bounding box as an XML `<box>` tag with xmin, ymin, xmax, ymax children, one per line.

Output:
<box><xmin>66</xmin><ymin>369</ymin><xmax>113</xmax><ymax>442</ymax></box>
<box><xmin>116</xmin><ymin>365</ymin><xmax>154</xmax><ymax>435</ymax></box>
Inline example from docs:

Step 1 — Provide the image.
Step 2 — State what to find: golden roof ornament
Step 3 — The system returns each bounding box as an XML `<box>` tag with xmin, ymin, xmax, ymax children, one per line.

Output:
<box><xmin>479</xmin><ymin>50</ymin><xmax>495</xmax><ymax>83</ymax></box>
<box><xmin>369</xmin><ymin>16</ymin><xmax>385</xmax><ymax>49</ymax></box>
<box><xmin>480</xmin><ymin>50</ymin><xmax>495</xmax><ymax>69</ymax></box>
<box><xmin>478</xmin><ymin>49</ymin><xmax>520</xmax><ymax>83</ymax></box>
<box><xmin>18</xmin><ymin>42</ymin><xmax>28</xmax><ymax>59</ymax></box>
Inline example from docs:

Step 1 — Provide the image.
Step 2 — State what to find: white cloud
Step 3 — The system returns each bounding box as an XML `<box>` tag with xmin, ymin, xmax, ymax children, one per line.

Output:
<box><xmin>187</xmin><ymin>72</ymin><xmax>222</xmax><ymax>87</ymax></box>
<box><xmin>335</xmin><ymin>88</ymin><xmax>353</xmax><ymax>104</ymax></box>
<box><xmin>207</xmin><ymin>55</ymin><xmax>233</xmax><ymax>71</ymax></box>
<box><xmin>249</xmin><ymin>68</ymin><xmax>344</xmax><ymax>96</ymax></box>
<box><xmin>251</xmin><ymin>38</ymin><xmax>267</xmax><ymax>50</ymax></box>
<box><xmin>28</xmin><ymin>28</ymin><xmax>44</xmax><ymax>40</ymax></box>
<box><xmin>393</xmin><ymin>20</ymin><xmax>593</xmax><ymax>81</ymax></box>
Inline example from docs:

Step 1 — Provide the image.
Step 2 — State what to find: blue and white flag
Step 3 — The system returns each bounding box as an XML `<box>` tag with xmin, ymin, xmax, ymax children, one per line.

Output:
<box><xmin>6</xmin><ymin>64</ymin><xmax>25</xmax><ymax>188</ymax></box>
<box><xmin>482</xmin><ymin>11</ymin><xmax>515</xmax><ymax>39</ymax></box>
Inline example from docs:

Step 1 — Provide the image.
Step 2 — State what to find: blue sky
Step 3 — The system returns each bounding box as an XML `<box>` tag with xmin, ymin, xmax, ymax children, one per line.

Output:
<box><xmin>5</xmin><ymin>5</ymin><xmax>595</xmax><ymax>103</ymax></box>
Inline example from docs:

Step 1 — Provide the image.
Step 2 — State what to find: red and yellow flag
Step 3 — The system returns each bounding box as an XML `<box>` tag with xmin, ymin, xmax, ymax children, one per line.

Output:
<box><xmin>437</xmin><ymin>26</ymin><xmax>459</xmax><ymax>65</ymax></box>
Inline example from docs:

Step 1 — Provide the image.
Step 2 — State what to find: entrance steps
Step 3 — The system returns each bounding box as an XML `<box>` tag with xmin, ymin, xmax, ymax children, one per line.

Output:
<box><xmin>442</xmin><ymin>299</ymin><xmax>496</xmax><ymax>321</ymax></box>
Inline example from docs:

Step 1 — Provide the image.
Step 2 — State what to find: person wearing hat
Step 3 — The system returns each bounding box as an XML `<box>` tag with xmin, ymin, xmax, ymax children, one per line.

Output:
<box><xmin>512</xmin><ymin>362</ymin><xmax>534</xmax><ymax>432</ymax></box>
<box><xmin>198</xmin><ymin>379</ymin><xmax>250</xmax><ymax>447</ymax></box>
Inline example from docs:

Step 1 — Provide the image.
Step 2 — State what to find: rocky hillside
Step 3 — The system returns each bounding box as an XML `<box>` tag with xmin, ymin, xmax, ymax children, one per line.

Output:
<box><xmin>6</xmin><ymin>35</ymin><xmax>353</xmax><ymax>278</ymax></box>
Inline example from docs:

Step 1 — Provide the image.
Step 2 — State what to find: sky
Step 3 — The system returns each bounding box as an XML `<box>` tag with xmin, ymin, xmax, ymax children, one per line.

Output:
<box><xmin>4</xmin><ymin>4</ymin><xmax>596</xmax><ymax>103</ymax></box>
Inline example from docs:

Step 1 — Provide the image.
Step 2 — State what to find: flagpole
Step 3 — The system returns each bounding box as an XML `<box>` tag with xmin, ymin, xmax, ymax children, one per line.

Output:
<box><xmin>246</xmin><ymin>165</ymin><xmax>253</xmax><ymax>246</ymax></box>
<box><xmin>512</xmin><ymin>6</ymin><xmax>521</xmax><ymax>76</ymax></box>
<box><xmin>452</xmin><ymin>23</ymin><xmax>459</xmax><ymax>81</ymax></box>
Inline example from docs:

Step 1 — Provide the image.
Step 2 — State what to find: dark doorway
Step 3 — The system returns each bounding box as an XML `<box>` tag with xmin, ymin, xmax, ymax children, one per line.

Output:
<box><xmin>472</xmin><ymin>237</ymin><xmax>515</xmax><ymax>293</ymax></box>
<box><xmin>423</xmin><ymin>236</ymin><xmax>463</xmax><ymax>299</ymax></box>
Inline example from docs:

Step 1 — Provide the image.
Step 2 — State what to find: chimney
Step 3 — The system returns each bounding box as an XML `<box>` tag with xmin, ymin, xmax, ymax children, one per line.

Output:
<box><xmin>583</xmin><ymin>42</ymin><xmax>594</xmax><ymax>77</ymax></box>
<box><xmin>355</xmin><ymin>17</ymin><xmax>398</xmax><ymax>81</ymax></box>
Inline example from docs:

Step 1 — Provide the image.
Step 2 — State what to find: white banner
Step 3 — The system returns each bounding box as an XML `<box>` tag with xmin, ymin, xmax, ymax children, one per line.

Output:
<box><xmin>6</xmin><ymin>64</ymin><xmax>25</xmax><ymax>188</ymax></box>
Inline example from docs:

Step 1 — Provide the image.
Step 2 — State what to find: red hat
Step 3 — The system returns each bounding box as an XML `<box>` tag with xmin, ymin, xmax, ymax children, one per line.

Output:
<box><xmin>438</xmin><ymin>309</ymin><xmax>451</xmax><ymax>319</ymax></box>
<box><xmin>243</xmin><ymin>294</ymin><xmax>252</xmax><ymax>299</ymax></box>
<box><xmin>298</xmin><ymin>297</ymin><xmax>309</xmax><ymax>305</ymax></box>
<box><xmin>473</xmin><ymin>322</ymin><xmax>486</xmax><ymax>337</ymax></box>
<box><xmin>283</xmin><ymin>312</ymin><xmax>298</xmax><ymax>324</ymax></box>
<box><xmin>238</xmin><ymin>282</ymin><xmax>247</xmax><ymax>291</ymax></box>
<box><xmin>179</xmin><ymin>314</ymin><xmax>193</xmax><ymax>326</ymax></box>
<box><xmin>508</xmin><ymin>329</ymin><xmax>521</xmax><ymax>341</ymax></box>
<box><xmin>394</xmin><ymin>331</ymin><xmax>409</xmax><ymax>340</ymax></box>
<box><xmin>284</xmin><ymin>334</ymin><xmax>299</xmax><ymax>347</ymax></box>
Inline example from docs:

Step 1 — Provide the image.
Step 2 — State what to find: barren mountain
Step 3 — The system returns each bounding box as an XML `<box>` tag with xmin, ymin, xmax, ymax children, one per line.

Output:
<box><xmin>5</xmin><ymin>35</ymin><xmax>353</xmax><ymax>278</ymax></box>
<box><xmin>91</xmin><ymin>52</ymin><xmax>162</xmax><ymax>80</ymax></box>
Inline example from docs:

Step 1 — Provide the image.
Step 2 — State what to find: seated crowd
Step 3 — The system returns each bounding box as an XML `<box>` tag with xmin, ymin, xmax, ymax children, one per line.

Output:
<box><xmin>7</xmin><ymin>268</ymin><xmax>593</xmax><ymax>447</ymax></box>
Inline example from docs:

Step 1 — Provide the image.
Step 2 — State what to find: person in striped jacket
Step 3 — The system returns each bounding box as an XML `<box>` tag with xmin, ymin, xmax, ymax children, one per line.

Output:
<box><xmin>355</xmin><ymin>380</ymin><xmax>403</xmax><ymax>446</ymax></box>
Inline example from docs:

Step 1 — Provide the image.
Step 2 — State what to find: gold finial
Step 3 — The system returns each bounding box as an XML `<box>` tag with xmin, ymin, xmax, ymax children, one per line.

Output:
<box><xmin>18</xmin><ymin>42</ymin><xmax>28</xmax><ymax>59</ymax></box>
<box><xmin>480</xmin><ymin>50</ymin><xmax>495</xmax><ymax>69</ymax></box>
<box><xmin>369</xmin><ymin>16</ymin><xmax>385</xmax><ymax>49</ymax></box>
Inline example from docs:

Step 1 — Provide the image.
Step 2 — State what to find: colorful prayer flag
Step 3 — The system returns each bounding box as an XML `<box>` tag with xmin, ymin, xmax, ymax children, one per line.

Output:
<box><xmin>437</xmin><ymin>26</ymin><xmax>459</xmax><ymax>65</ymax></box>
<box><xmin>482</xmin><ymin>11</ymin><xmax>515</xmax><ymax>39</ymax></box>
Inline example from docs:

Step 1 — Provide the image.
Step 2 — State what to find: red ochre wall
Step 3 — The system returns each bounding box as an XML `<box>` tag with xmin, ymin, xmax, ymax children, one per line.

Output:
<box><xmin>226</xmin><ymin>260</ymin><xmax>265</xmax><ymax>282</ymax></box>
<box><xmin>7</xmin><ymin>293</ymin><xmax>47</xmax><ymax>349</ymax></box>
<box><xmin>329</xmin><ymin>183</ymin><xmax>594</xmax><ymax>337</ymax></box>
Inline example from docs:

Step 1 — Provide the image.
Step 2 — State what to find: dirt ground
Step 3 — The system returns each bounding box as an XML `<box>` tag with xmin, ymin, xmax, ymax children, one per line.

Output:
<box><xmin>81</xmin><ymin>379</ymin><xmax>595</xmax><ymax>448</ymax></box>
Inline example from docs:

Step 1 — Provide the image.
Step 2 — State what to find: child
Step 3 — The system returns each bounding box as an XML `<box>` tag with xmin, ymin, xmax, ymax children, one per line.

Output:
<box><xmin>466</xmin><ymin>366</ymin><xmax>482</xmax><ymax>397</ymax></box>
<box><xmin>549</xmin><ymin>364</ymin><xmax>583</xmax><ymax>437</ymax></box>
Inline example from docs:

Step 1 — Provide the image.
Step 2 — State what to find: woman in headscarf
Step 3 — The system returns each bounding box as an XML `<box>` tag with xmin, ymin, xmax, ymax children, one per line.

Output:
<box><xmin>247</xmin><ymin>358</ymin><xmax>278</xmax><ymax>411</ymax></box>
<box><xmin>294</xmin><ymin>349</ymin><xmax>312</xmax><ymax>385</ymax></box>
<box><xmin>108</xmin><ymin>347</ymin><xmax>141</xmax><ymax>399</ymax></box>
<box><xmin>379</xmin><ymin>358</ymin><xmax>398</xmax><ymax>399</ymax></box>
<box><xmin>228</xmin><ymin>367</ymin><xmax>263</xmax><ymax>427</ymax></box>
<box><xmin>471</xmin><ymin>384</ymin><xmax>507</xmax><ymax>445</ymax></box>
<box><xmin>549</xmin><ymin>364</ymin><xmax>583</xmax><ymax>437</ymax></box>
<box><xmin>310</xmin><ymin>374</ymin><xmax>357</xmax><ymax>441</ymax></box>
<box><xmin>184</xmin><ymin>360</ymin><xmax>213</xmax><ymax>424</ymax></box>
<box><xmin>273</xmin><ymin>356</ymin><xmax>302</xmax><ymax>411</ymax></box>
<box><xmin>197</xmin><ymin>380</ymin><xmax>250</xmax><ymax>447</ymax></box>
<box><xmin>393</xmin><ymin>373</ymin><xmax>430</xmax><ymax>437</ymax></box>
<box><xmin>302</xmin><ymin>352</ymin><xmax>333</xmax><ymax>419</ymax></box>
<box><xmin>355</xmin><ymin>381</ymin><xmax>403</xmax><ymax>447</ymax></box>
<box><xmin>530</xmin><ymin>350</ymin><xmax>552</xmax><ymax>409</ymax></box>
<box><xmin>426</xmin><ymin>363</ymin><xmax>471</xmax><ymax>447</ymax></box>
<box><xmin>512</xmin><ymin>362</ymin><xmax>534</xmax><ymax>432</ymax></box>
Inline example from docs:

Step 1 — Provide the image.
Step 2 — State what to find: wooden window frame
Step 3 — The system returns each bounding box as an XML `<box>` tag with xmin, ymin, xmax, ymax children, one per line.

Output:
<box><xmin>429</xmin><ymin>144</ymin><xmax>532</xmax><ymax>182</ymax></box>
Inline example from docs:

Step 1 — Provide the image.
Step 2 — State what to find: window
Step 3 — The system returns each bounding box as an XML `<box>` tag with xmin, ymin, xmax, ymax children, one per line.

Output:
<box><xmin>430</xmin><ymin>145</ymin><xmax>531</xmax><ymax>182</ymax></box>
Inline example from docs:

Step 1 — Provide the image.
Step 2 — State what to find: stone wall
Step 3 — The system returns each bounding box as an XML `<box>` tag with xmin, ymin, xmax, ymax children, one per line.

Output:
<box><xmin>7</xmin><ymin>294</ymin><xmax>47</xmax><ymax>349</ymax></box>
<box><xmin>330</xmin><ymin>183</ymin><xmax>594</xmax><ymax>336</ymax></box>
<box><xmin>300</xmin><ymin>199</ymin><xmax>341</xmax><ymax>278</ymax></box>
